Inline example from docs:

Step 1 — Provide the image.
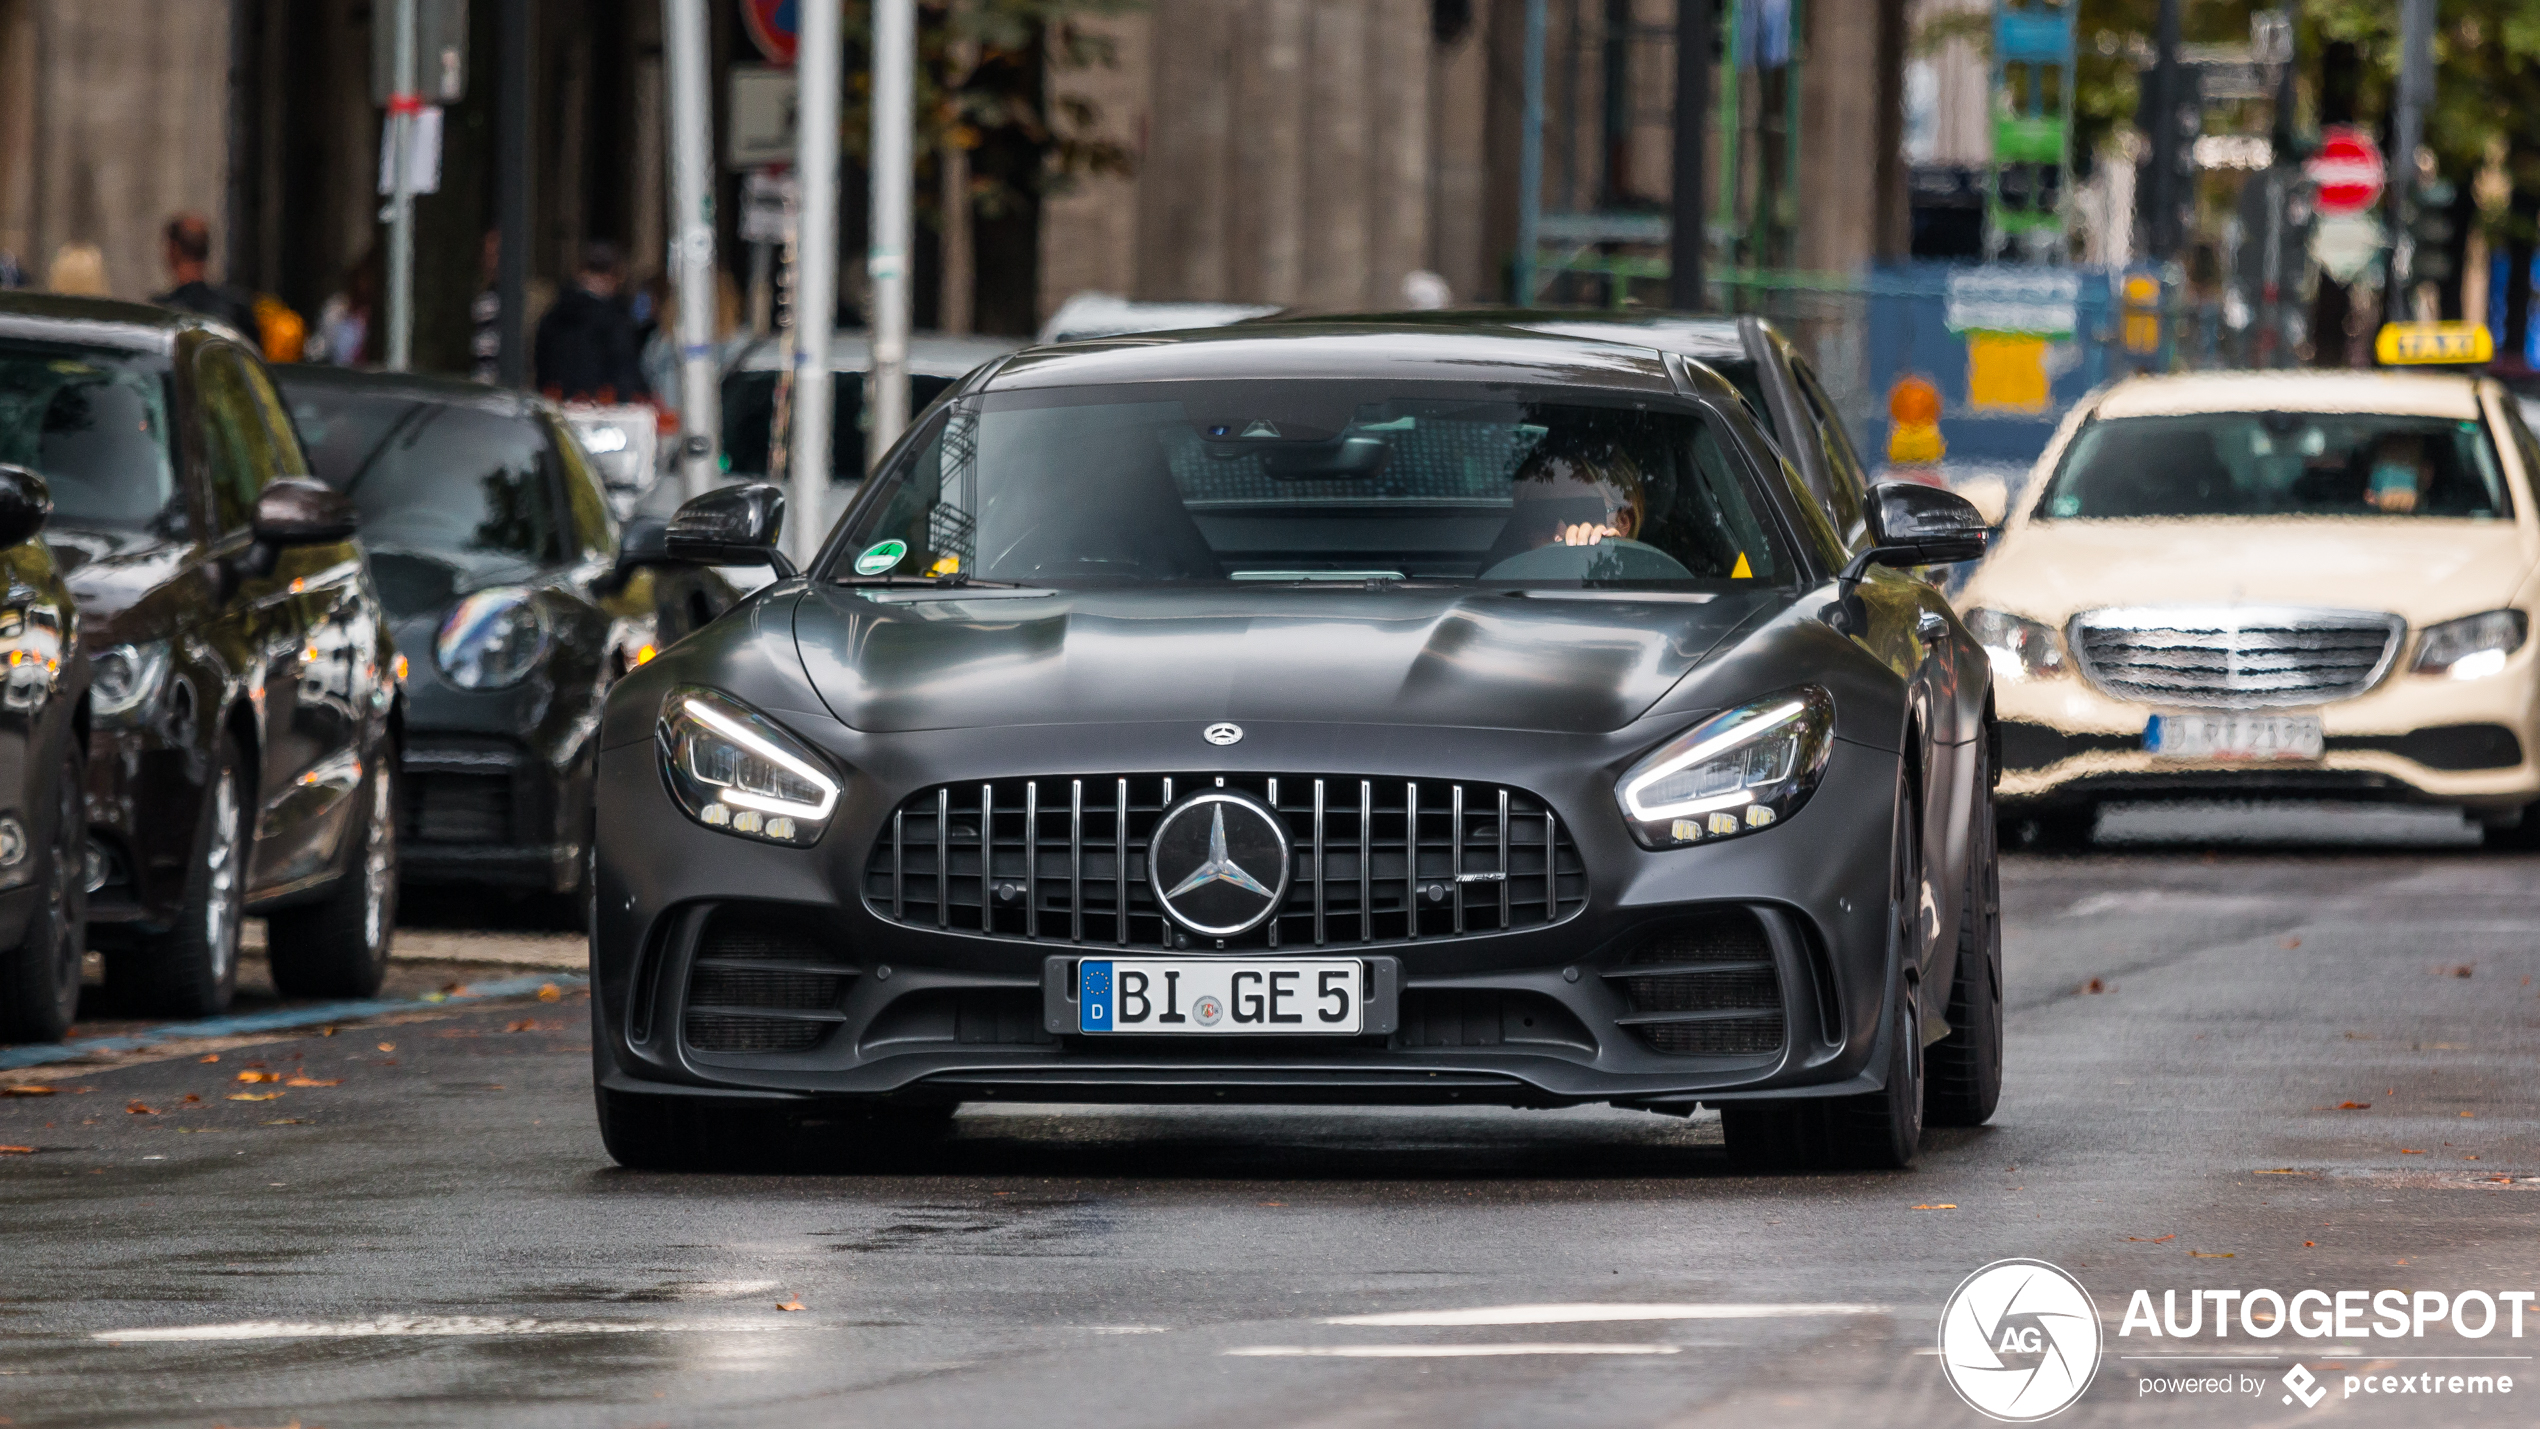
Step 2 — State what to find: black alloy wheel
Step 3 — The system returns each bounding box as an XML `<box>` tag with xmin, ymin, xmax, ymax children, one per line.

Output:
<box><xmin>1926</xmin><ymin>732</ymin><xmax>2004</xmax><ymax>1127</ymax></box>
<box><xmin>0</xmin><ymin>737</ymin><xmax>87</xmax><ymax>1042</ymax></box>
<box><xmin>105</xmin><ymin>735</ymin><xmax>247</xmax><ymax>1017</ymax></box>
<box><xmin>267</xmin><ymin>758</ymin><xmax>398</xmax><ymax>998</ymax></box>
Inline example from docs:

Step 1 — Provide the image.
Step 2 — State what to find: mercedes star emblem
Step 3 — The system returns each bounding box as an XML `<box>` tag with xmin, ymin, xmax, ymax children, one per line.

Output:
<box><xmin>1204</xmin><ymin>722</ymin><xmax>1244</xmax><ymax>746</ymax></box>
<box><xmin>1148</xmin><ymin>789</ymin><xmax>1291</xmax><ymax>938</ymax></box>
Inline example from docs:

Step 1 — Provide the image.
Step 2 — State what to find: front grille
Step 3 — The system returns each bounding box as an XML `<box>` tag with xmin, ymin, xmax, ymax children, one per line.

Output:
<box><xmin>681</xmin><ymin>904</ymin><xmax>857</xmax><ymax>1055</ymax></box>
<box><xmin>2070</xmin><ymin>606</ymin><xmax>2402</xmax><ymax>708</ymax></box>
<box><xmin>863</xmin><ymin>774</ymin><xmax>1586</xmax><ymax>950</ymax></box>
<box><xmin>1608</xmin><ymin>910</ymin><xmax>1786</xmax><ymax>1057</ymax></box>
<box><xmin>403</xmin><ymin>772</ymin><xmax>513</xmax><ymax>844</ymax></box>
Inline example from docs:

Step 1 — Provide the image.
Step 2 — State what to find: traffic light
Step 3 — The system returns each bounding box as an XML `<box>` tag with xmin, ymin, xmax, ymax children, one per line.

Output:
<box><xmin>2408</xmin><ymin>177</ymin><xmax>2458</xmax><ymax>288</ymax></box>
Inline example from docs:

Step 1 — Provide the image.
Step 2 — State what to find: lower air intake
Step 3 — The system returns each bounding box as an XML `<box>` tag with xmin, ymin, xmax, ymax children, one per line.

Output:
<box><xmin>1615</xmin><ymin>909</ymin><xmax>1787</xmax><ymax>1057</ymax></box>
<box><xmin>680</xmin><ymin>904</ymin><xmax>856</xmax><ymax>1055</ymax></box>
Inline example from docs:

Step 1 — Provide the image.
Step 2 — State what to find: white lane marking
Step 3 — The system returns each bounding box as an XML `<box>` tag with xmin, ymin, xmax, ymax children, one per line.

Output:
<box><xmin>95</xmin><ymin>1316</ymin><xmax>793</xmax><ymax>1343</ymax></box>
<box><xmin>1320</xmin><ymin>1302</ymin><xmax>1885</xmax><ymax>1327</ymax></box>
<box><xmin>1229</xmin><ymin>1344</ymin><xmax>1683</xmax><ymax>1359</ymax></box>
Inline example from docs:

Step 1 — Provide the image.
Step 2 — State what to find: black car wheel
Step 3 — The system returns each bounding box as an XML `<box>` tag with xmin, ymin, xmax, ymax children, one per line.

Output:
<box><xmin>1926</xmin><ymin>738</ymin><xmax>2003</xmax><ymax>1127</ymax></box>
<box><xmin>268</xmin><ymin>759</ymin><xmax>398</xmax><ymax>998</ymax></box>
<box><xmin>1726</xmin><ymin>756</ymin><xmax>1931</xmax><ymax>1171</ymax></box>
<box><xmin>0</xmin><ymin>737</ymin><xmax>87</xmax><ymax>1042</ymax></box>
<box><xmin>107</xmin><ymin>735</ymin><xmax>247</xmax><ymax>1017</ymax></box>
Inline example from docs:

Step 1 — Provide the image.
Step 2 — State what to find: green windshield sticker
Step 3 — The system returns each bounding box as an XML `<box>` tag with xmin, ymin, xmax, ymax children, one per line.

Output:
<box><xmin>854</xmin><ymin>539</ymin><xmax>909</xmax><ymax>576</ymax></box>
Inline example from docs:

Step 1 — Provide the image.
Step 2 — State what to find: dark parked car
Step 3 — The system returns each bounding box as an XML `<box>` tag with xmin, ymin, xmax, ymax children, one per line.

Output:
<box><xmin>0</xmin><ymin>434</ymin><xmax>85</xmax><ymax>1042</ymax></box>
<box><xmin>0</xmin><ymin>294</ymin><xmax>400</xmax><ymax>1016</ymax></box>
<box><xmin>587</xmin><ymin>323</ymin><xmax>2001</xmax><ymax>1173</ymax></box>
<box><xmin>274</xmin><ymin>368</ymin><xmax>732</xmax><ymax>902</ymax></box>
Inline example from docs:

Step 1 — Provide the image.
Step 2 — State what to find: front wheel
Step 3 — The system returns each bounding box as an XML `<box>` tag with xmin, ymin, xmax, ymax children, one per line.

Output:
<box><xmin>1927</xmin><ymin>737</ymin><xmax>2004</xmax><ymax>1127</ymax></box>
<box><xmin>267</xmin><ymin>759</ymin><xmax>398</xmax><ymax>998</ymax></box>
<box><xmin>0</xmin><ymin>737</ymin><xmax>87</xmax><ymax>1042</ymax></box>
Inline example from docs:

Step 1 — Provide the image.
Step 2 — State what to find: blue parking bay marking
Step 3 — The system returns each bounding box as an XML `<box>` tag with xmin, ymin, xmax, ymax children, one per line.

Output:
<box><xmin>1079</xmin><ymin>960</ymin><xmax>1114</xmax><ymax>1032</ymax></box>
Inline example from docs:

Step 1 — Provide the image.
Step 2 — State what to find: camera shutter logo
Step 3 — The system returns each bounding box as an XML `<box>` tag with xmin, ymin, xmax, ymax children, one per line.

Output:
<box><xmin>1938</xmin><ymin>1259</ymin><xmax>2103</xmax><ymax>1421</ymax></box>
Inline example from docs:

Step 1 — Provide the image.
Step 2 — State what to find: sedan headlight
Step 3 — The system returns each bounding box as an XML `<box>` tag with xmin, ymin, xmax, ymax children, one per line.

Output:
<box><xmin>1963</xmin><ymin>607</ymin><xmax>2068</xmax><ymax>680</ymax></box>
<box><xmin>435</xmin><ymin>588</ymin><xmax>548</xmax><ymax>690</ymax></box>
<box><xmin>1616</xmin><ymin>686</ymin><xmax>1836</xmax><ymax>849</ymax></box>
<box><xmin>2413</xmin><ymin>610</ymin><xmax>2527</xmax><ymax>680</ymax></box>
<box><xmin>657</xmin><ymin>687</ymin><xmax>840</xmax><ymax>845</ymax></box>
<box><xmin>92</xmin><ymin>641</ymin><xmax>172</xmax><ymax>725</ymax></box>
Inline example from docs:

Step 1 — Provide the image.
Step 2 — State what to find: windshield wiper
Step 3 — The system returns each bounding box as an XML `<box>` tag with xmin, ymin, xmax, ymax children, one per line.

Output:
<box><xmin>833</xmin><ymin>572</ymin><xmax>1029</xmax><ymax>590</ymax></box>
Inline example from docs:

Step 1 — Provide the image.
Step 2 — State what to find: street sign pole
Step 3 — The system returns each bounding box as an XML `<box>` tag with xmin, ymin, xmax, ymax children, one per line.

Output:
<box><xmin>664</xmin><ymin>0</ymin><xmax>722</xmax><ymax>498</ymax></box>
<box><xmin>385</xmin><ymin>0</ymin><xmax>418</xmax><ymax>371</ymax></box>
<box><xmin>867</xmin><ymin>0</ymin><xmax>915</xmax><ymax>470</ymax></box>
<box><xmin>789</xmin><ymin>0</ymin><xmax>842</xmax><ymax>571</ymax></box>
<box><xmin>2389</xmin><ymin>0</ymin><xmax>2434</xmax><ymax>304</ymax></box>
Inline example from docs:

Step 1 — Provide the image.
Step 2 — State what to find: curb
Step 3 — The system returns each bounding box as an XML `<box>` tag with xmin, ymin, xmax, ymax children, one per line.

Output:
<box><xmin>0</xmin><ymin>972</ymin><xmax>590</xmax><ymax>1072</ymax></box>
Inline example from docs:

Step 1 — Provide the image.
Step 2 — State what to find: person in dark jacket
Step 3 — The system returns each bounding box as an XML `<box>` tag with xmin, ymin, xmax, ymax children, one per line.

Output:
<box><xmin>534</xmin><ymin>241</ymin><xmax>651</xmax><ymax>404</ymax></box>
<box><xmin>151</xmin><ymin>213</ymin><xmax>259</xmax><ymax>335</ymax></box>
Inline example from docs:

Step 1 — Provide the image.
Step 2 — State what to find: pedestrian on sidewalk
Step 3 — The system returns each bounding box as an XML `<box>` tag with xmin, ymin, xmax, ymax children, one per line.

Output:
<box><xmin>313</xmin><ymin>250</ymin><xmax>383</xmax><ymax>367</ymax></box>
<box><xmin>151</xmin><ymin>213</ymin><xmax>258</xmax><ymax>335</ymax></box>
<box><xmin>534</xmin><ymin>242</ymin><xmax>650</xmax><ymax>405</ymax></box>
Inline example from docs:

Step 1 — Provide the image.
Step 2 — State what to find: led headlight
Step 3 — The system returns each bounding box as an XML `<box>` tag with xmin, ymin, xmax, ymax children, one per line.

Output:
<box><xmin>1963</xmin><ymin>607</ymin><xmax>2067</xmax><ymax>680</ymax></box>
<box><xmin>656</xmin><ymin>687</ymin><xmax>839</xmax><ymax>845</ymax></box>
<box><xmin>92</xmin><ymin>641</ymin><xmax>172</xmax><ymax>726</ymax></box>
<box><xmin>2413</xmin><ymin>610</ymin><xmax>2527</xmax><ymax>680</ymax></box>
<box><xmin>1616</xmin><ymin>686</ymin><xmax>1836</xmax><ymax>849</ymax></box>
<box><xmin>435</xmin><ymin>588</ymin><xmax>548</xmax><ymax>690</ymax></box>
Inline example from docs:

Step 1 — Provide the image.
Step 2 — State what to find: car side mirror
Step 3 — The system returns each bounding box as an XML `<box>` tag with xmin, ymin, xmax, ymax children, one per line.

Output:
<box><xmin>665</xmin><ymin>483</ymin><xmax>796</xmax><ymax>576</ymax></box>
<box><xmin>251</xmin><ymin>478</ymin><xmax>358</xmax><ymax>546</ymax></box>
<box><xmin>0</xmin><ymin>465</ymin><xmax>52</xmax><ymax>549</ymax></box>
<box><xmin>1863</xmin><ymin>481</ymin><xmax>1990</xmax><ymax>567</ymax></box>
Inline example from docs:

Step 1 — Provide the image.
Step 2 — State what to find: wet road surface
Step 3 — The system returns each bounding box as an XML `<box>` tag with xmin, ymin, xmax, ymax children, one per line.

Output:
<box><xmin>5</xmin><ymin>809</ymin><xmax>2539</xmax><ymax>1427</ymax></box>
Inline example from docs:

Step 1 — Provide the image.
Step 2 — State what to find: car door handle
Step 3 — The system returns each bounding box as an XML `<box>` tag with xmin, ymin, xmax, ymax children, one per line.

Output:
<box><xmin>1917</xmin><ymin>609</ymin><xmax>1951</xmax><ymax>640</ymax></box>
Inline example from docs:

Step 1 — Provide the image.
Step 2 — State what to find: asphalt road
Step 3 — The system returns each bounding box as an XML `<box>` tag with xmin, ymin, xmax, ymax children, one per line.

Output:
<box><xmin>3</xmin><ymin>805</ymin><xmax>2537</xmax><ymax>1428</ymax></box>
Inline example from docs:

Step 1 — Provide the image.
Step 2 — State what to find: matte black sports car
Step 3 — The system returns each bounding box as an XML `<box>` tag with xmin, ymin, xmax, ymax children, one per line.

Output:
<box><xmin>0</xmin><ymin>294</ymin><xmax>400</xmax><ymax>1016</ymax></box>
<box><xmin>589</xmin><ymin>324</ymin><xmax>2001</xmax><ymax>1171</ymax></box>
<box><xmin>274</xmin><ymin>368</ymin><xmax>732</xmax><ymax>901</ymax></box>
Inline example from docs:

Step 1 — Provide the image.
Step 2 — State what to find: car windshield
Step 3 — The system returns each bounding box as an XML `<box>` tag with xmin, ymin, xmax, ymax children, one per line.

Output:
<box><xmin>2036</xmin><ymin>411</ymin><xmax>2513</xmax><ymax>520</ymax></box>
<box><xmin>285</xmin><ymin>387</ymin><xmax>564</xmax><ymax>562</ymax></box>
<box><xmin>834</xmin><ymin>380</ymin><xmax>1787</xmax><ymax>586</ymax></box>
<box><xmin>0</xmin><ymin>337</ymin><xmax>181</xmax><ymax>531</ymax></box>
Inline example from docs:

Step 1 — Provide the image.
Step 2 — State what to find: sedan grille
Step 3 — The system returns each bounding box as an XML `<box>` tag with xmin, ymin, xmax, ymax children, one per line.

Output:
<box><xmin>681</xmin><ymin>905</ymin><xmax>856</xmax><ymax>1055</ymax></box>
<box><xmin>1607</xmin><ymin>910</ymin><xmax>1785</xmax><ymax>1057</ymax></box>
<box><xmin>2069</xmin><ymin>606</ymin><xmax>2403</xmax><ymax>707</ymax></box>
<box><xmin>863</xmin><ymin>774</ymin><xmax>1586</xmax><ymax>950</ymax></box>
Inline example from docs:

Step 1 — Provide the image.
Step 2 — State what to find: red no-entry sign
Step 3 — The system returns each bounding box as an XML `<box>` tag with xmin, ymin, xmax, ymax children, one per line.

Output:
<box><xmin>2307</xmin><ymin>126</ymin><xmax>2385</xmax><ymax>216</ymax></box>
<box><xmin>742</xmin><ymin>0</ymin><xmax>797</xmax><ymax>67</ymax></box>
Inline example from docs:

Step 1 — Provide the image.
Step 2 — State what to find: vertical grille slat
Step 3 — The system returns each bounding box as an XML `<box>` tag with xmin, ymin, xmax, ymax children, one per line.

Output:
<box><xmin>865</xmin><ymin>773</ymin><xmax>1587</xmax><ymax>950</ymax></box>
<box><xmin>2071</xmin><ymin>606</ymin><xmax>2403</xmax><ymax>707</ymax></box>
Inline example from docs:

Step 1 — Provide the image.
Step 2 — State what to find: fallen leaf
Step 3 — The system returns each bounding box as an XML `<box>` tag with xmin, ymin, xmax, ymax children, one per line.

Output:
<box><xmin>283</xmin><ymin>1076</ymin><xmax>340</xmax><ymax>1088</ymax></box>
<box><xmin>2451</xmin><ymin>966</ymin><xmax>2475</xmax><ymax>979</ymax></box>
<box><xmin>236</xmin><ymin>1070</ymin><xmax>279</xmax><ymax>1084</ymax></box>
<box><xmin>2467</xmin><ymin>1155</ymin><xmax>2483</xmax><ymax>1161</ymax></box>
<box><xmin>1258</xmin><ymin>1201</ymin><xmax>1286</xmax><ymax>1207</ymax></box>
<box><xmin>2460</xmin><ymin>1111</ymin><xmax>2475</xmax><ymax>1118</ymax></box>
<box><xmin>182</xmin><ymin>1094</ymin><xmax>201</xmax><ymax>1104</ymax></box>
<box><xmin>775</xmin><ymin>1299</ymin><xmax>805</xmax><ymax>1312</ymax></box>
<box><xmin>0</xmin><ymin>1145</ymin><xmax>34</xmax><ymax>1154</ymax></box>
<box><xmin>2304</xmin><ymin>1241</ymin><xmax>2316</xmax><ymax>1247</ymax></box>
<box><xmin>2255</xmin><ymin>1168</ymin><xmax>2310</xmax><ymax>1175</ymax></box>
<box><xmin>263</xmin><ymin>1119</ymin><xmax>306</xmax><ymax>1126</ymax></box>
<box><xmin>506</xmin><ymin>1020</ymin><xmax>536</xmax><ymax>1032</ymax></box>
<box><xmin>1913</xmin><ymin>1203</ymin><xmax>1958</xmax><ymax>1210</ymax></box>
<box><xmin>2338</xmin><ymin>1101</ymin><xmax>2372</xmax><ymax>1110</ymax></box>
<box><xmin>197</xmin><ymin>1054</ymin><xmax>220</xmax><ymax>1063</ymax></box>
<box><xmin>2401</xmin><ymin>1148</ymin><xmax>2426</xmax><ymax>1155</ymax></box>
<box><xmin>321</xmin><ymin>1026</ymin><xmax>338</xmax><ymax>1036</ymax></box>
<box><xmin>377</xmin><ymin>1042</ymin><xmax>395</xmax><ymax>1053</ymax></box>
<box><xmin>441</xmin><ymin>982</ymin><xmax>471</xmax><ymax>996</ymax></box>
<box><xmin>0</xmin><ymin>1086</ymin><xmax>57</xmax><ymax>1097</ymax></box>
<box><xmin>2083</xmin><ymin>977</ymin><xmax>2109</xmax><ymax>994</ymax></box>
<box><xmin>226</xmin><ymin>1093</ymin><xmax>283</xmax><ymax>1102</ymax></box>
<box><xmin>537</xmin><ymin>983</ymin><xmax>563</xmax><ymax>1002</ymax></box>
<box><xmin>2188</xmin><ymin>1251</ymin><xmax>2235</xmax><ymax>1258</ymax></box>
<box><xmin>2282</xmin><ymin>936</ymin><xmax>2302</xmax><ymax>948</ymax></box>
<box><xmin>2126</xmin><ymin>1233</ymin><xmax>2178</xmax><ymax>1242</ymax></box>
<box><xmin>126</xmin><ymin>1102</ymin><xmax>157</xmax><ymax>1115</ymax></box>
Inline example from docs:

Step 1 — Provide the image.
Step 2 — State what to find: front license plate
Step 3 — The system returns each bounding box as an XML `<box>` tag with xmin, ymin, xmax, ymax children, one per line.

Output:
<box><xmin>2144</xmin><ymin>712</ymin><xmax>2324</xmax><ymax>762</ymax></box>
<box><xmin>1077</xmin><ymin>958</ymin><xmax>1365</xmax><ymax>1035</ymax></box>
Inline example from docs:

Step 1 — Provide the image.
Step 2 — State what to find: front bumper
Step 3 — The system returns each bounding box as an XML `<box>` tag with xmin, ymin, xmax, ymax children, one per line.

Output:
<box><xmin>396</xmin><ymin>733</ymin><xmax>587</xmax><ymax>892</ymax></box>
<box><xmin>590</xmin><ymin>717</ymin><xmax>1909</xmax><ymax>1111</ymax></box>
<box><xmin>1994</xmin><ymin>663</ymin><xmax>2540</xmax><ymax>814</ymax></box>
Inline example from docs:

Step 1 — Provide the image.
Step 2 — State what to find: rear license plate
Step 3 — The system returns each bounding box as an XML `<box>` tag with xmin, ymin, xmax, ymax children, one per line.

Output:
<box><xmin>1077</xmin><ymin>958</ymin><xmax>1365</xmax><ymax>1035</ymax></box>
<box><xmin>2144</xmin><ymin>712</ymin><xmax>2324</xmax><ymax>761</ymax></box>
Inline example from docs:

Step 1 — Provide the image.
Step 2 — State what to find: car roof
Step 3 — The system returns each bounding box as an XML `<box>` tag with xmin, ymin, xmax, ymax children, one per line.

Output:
<box><xmin>2092</xmin><ymin>369</ymin><xmax>2487</xmax><ymax>421</ymax></box>
<box><xmin>0</xmin><ymin>291</ymin><xmax>218</xmax><ymax>355</ymax></box>
<box><xmin>271</xmin><ymin>363</ymin><xmax>546</xmax><ymax>418</ymax></box>
<box><xmin>1253</xmin><ymin>307</ymin><xmax>1753</xmax><ymax>363</ymax></box>
<box><xmin>986</xmin><ymin>320</ymin><xmax>1682</xmax><ymax>395</ymax></box>
<box><xmin>723</xmin><ymin>331</ymin><xmax>1020</xmax><ymax>378</ymax></box>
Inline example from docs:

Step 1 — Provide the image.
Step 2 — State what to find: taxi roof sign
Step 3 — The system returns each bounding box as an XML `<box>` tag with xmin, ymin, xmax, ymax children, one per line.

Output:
<box><xmin>2376</xmin><ymin>321</ymin><xmax>2493</xmax><ymax>367</ymax></box>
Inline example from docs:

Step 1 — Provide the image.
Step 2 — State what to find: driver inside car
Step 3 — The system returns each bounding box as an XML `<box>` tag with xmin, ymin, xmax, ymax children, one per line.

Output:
<box><xmin>1480</xmin><ymin>431</ymin><xmax>1693</xmax><ymax>580</ymax></box>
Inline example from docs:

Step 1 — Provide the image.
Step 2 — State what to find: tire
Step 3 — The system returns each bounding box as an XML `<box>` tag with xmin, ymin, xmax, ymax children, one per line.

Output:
<box><xmin>105</xmin><ymin>735</ymin><xmax>247</xmax><ymax>1017</ymax></box>
<box><xmin>267</xmin><ymin>758</ymin><xmax>397</xmax><ymax>998</ymax></box>
<box><xmin>1926</xmin><ymin>739</ymin><xmax>2003</xmax><ymax>1128</ymax></box>
<box><xmin>2016</xmin><ymin>802</ymin><xmax>2096</xmax><ymax>851</ymax></box>
<box><xmin>596</xmin><ymin>1084</ymin><xmax>950</xmax><ymax>1173</ymax></box>
<box><xmin>1724</xmin><ymin>759</ymin><xmax>1929</xmax><ymax>1171</ymax></box>
<box><xmin>0</xmin><ymin>737</ymin><xmax>87</xmax><ymax>1042</ymax></box>
<box><xmin>2481</xmin><ymin>804</ymin><xmax>2540</xmax><ymax>850</ymax></box>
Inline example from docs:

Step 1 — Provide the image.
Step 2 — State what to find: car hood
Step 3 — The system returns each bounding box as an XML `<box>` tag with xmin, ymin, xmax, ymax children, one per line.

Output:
<box><xmin>790</xmin><ymin>584</ymin><xmax>1789</xmax><ymax>734</ymax></box>
<box><xmin>1965</xmin><ymin>517</ymin><xmax>2536</xmax><ymax>623</ymax></box>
